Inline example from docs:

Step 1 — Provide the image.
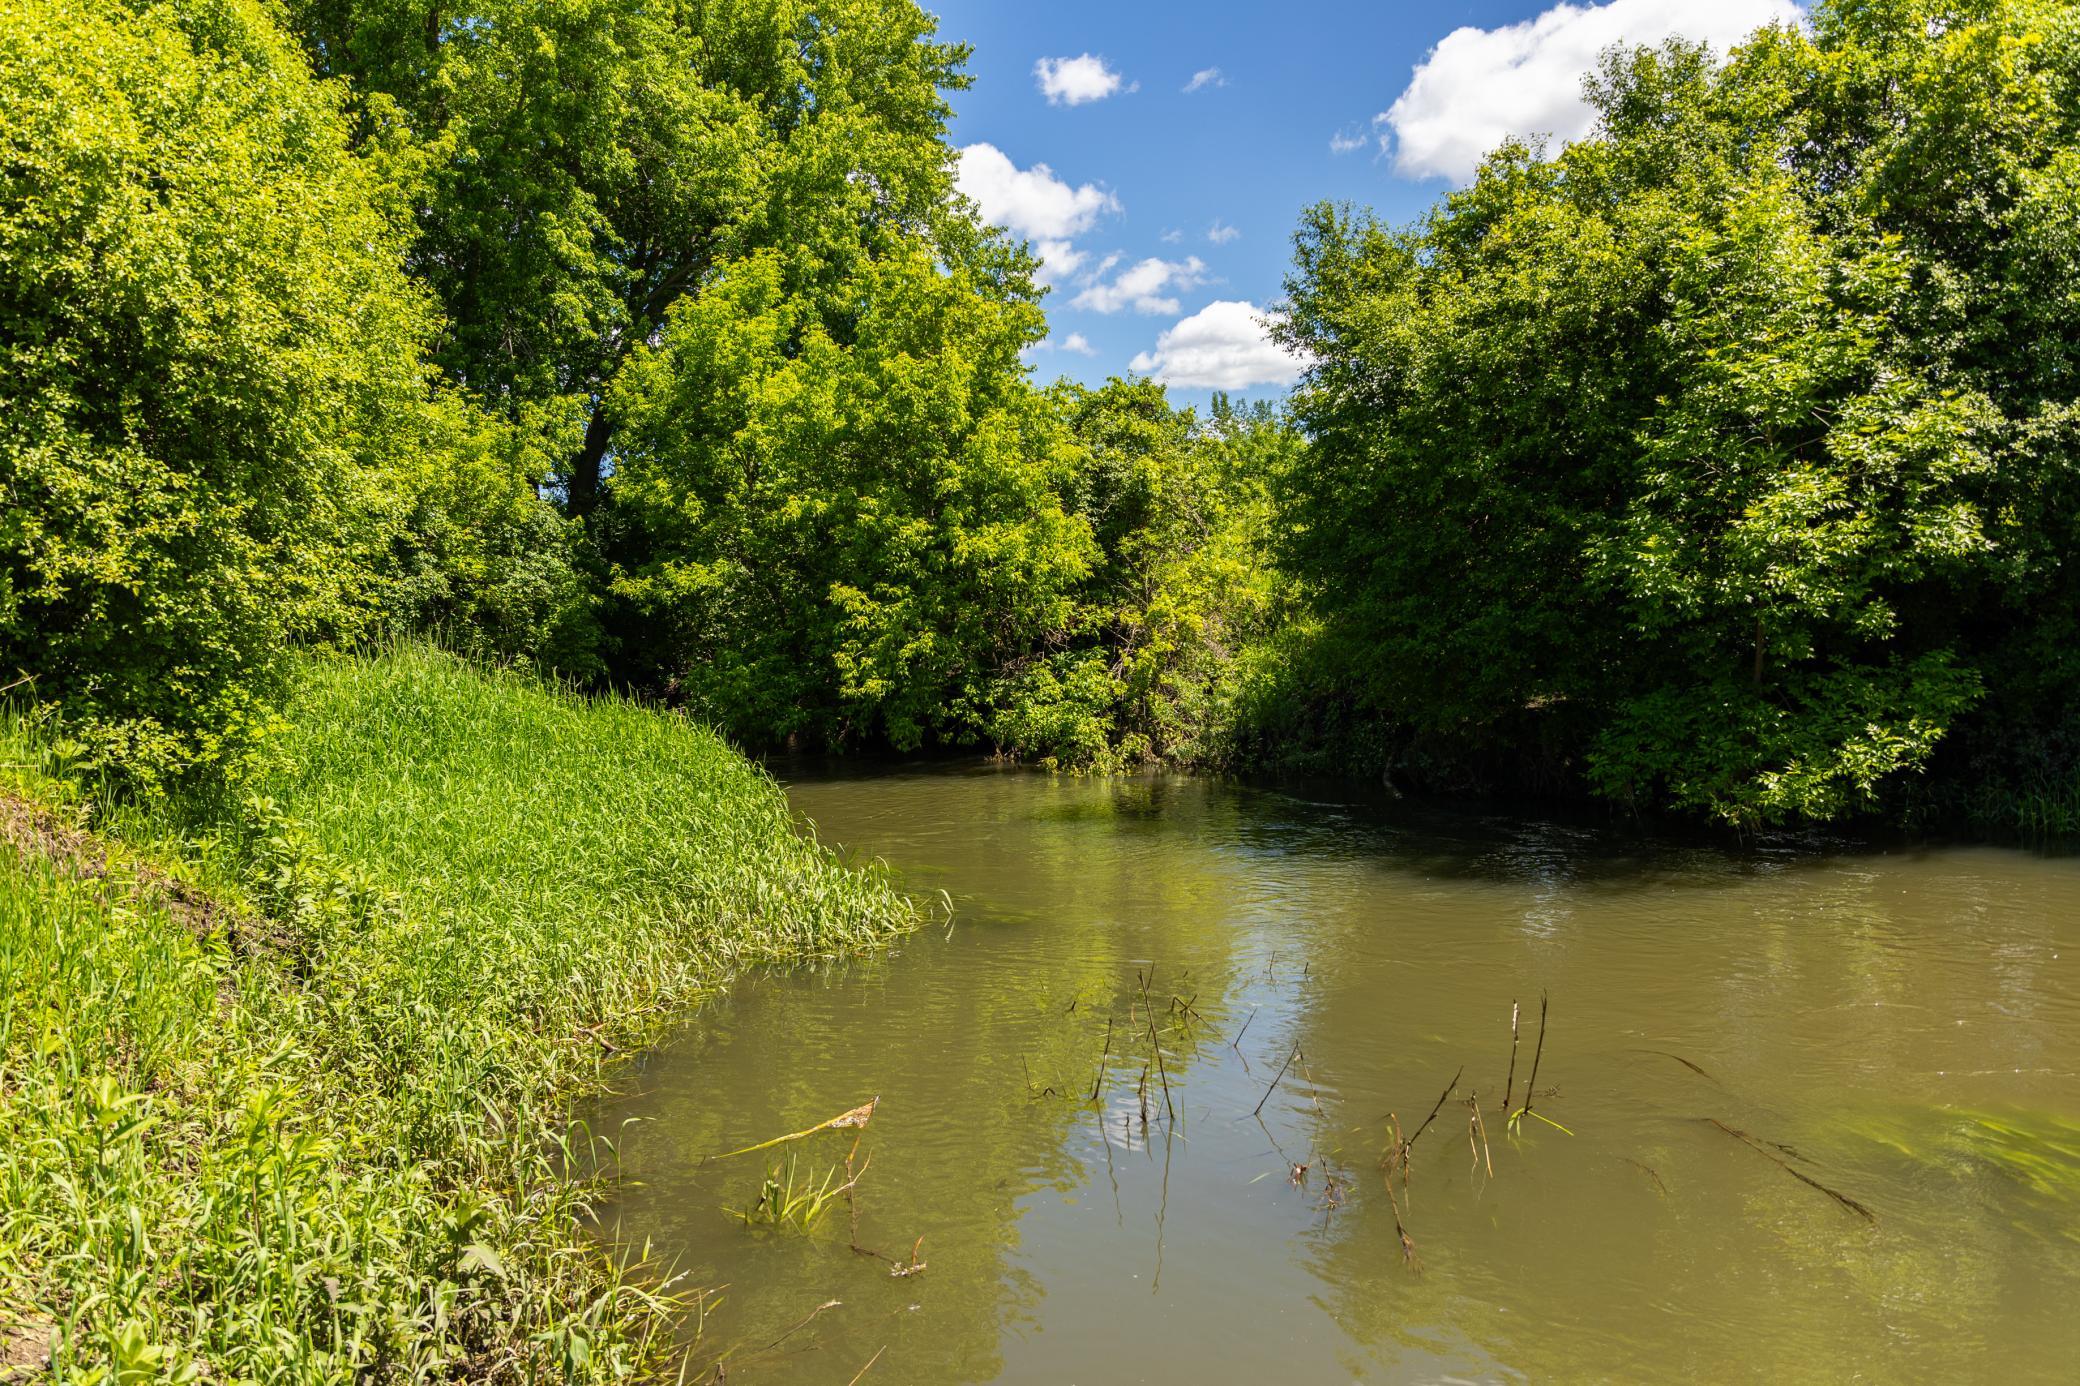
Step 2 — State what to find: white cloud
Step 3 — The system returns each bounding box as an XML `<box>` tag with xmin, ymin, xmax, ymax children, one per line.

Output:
<box><xmin>1072</xmin><ymin>255</ymin><xmax>1210</xmax><ymax>315</ymax></box>
<box><xmin>1159</xmin><ymin>228</ymin><xmax>1183</xmax><ymax>244</ymax></box>
<box><xmin>1035</xmin><ymin>53</ymin><xmax>1127</xmax><ymax>105</ymax></box>
<box><xmin>1206</xmin><ymin>219</ymin><xmax>1240</xmax><ymax>245</ymax></box>
<box><xmin>1130</xmin><ymin>300</ymin><xmax>1310</xmax><ymax>390</ymax></box>
<box><xmin>1026</xmin><ymin>331</ymin><xmax>1100</xmax><ymax>358</ymax></box>
<box><xmin>956</xmin><ymin>143</ymin><xmax>1121</xmax><ymax>284</ymax></box>
<box><xmin>1329</xmin><ymin>127</ymin><xmax>1370</xmax><ymax>154</ymax></box>
<box><xmin>1381</xmin><ymin>0</ymin><xmax>1800</xmax><ymax>183</ymax></box>
<box><xmin>1184</xmin><ymin>66</ymin><xmax>1225</xmax><ymax>93</ymax></box>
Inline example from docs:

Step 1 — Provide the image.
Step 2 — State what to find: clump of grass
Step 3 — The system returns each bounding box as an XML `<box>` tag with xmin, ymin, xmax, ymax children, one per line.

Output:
<box><xmin>0</xmin><ymin>644</ymin><xmax>919</xmax><ymax>1379</ymax></box>
<box><xmin>728</xmin><ymin>1154</ymin><xmax>851</xmax><ymax>1234</ymax></box>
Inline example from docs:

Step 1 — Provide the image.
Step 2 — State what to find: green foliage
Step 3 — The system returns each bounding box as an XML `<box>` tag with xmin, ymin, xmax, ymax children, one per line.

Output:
<box><xmin>290</xmin><ymin>0</ymin><xmax>980</xmax><ymax>515</ymax></box>
<box><xmin>606</xmin><ymin>247</ymin><xmax>1093</xmax><ymax>749</ymax></box>
<box><xmin>1276</xmin><ymin>0</ymin><xmax>2080</xmax><ymax>824</ymax></box>
<box><xmin>985</xmin><ymin>383</ymin><xmax>1299</xmax><ymax>770</ymax></box>
<box><xmin>729</xmin><ymin>1154</ymin><xmax>848</xmax><ymax>1234</ymax></box>
<box><xmin>366</xmin><ymin>397</ymin><xmax>601</xmax><ymax>675</ymax></box>
<box><xmin>0</xmin><ymin>646</ymin><xmax>917</xmax><ymax>1378</ymax></box>
<box><xmin>0</xmin><ymin>0</ymin><xmax>584</xmax><ymax>786</ymax></box>
<box><xmin>0</xmin><ymin>0</ymin><xmax>428</xmax><ymax>781</ymax></box>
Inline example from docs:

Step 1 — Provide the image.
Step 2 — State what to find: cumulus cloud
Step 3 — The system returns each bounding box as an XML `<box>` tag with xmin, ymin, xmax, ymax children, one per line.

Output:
<box><xmin>1025</xmin><ymin>331</ymin><xmax>1100</xmax><ymax>358</ymax></box>
<box><xmin>1130</xmin><ymin>300</ymin><xmax>1310</xmax><ymax>390</ymax></box>
<box><xmin>1072</xmin><ymin>255</ymin><xmax>1210</xmax><ymax>315</ymax></box>
<box><xmin>1381</xmin><ymin>0</ymin><xmax>1800</xmax><ymax>183</ymax></box>
<box><xmin>1184</xmin><ymin>66</ymin><xmax>1225</xmax><ymax>93</ymax></box>
<box><xmin>1206</xmin><ymin>219</ymin><xmax>1240</xmax><ymax>245</ymax></box>
<box><xmin>1035</xmin><ymin>53</ymin><xmax>1128</xmax><ymax>105</ymax></box>
<box><xmin>956</xmin><ymin>143</ymin><xmax>1120</xmax><ymax>283</ymax></box>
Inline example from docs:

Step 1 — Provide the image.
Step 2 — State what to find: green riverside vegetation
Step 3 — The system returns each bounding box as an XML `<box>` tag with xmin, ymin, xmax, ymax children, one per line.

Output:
<box><xmin>1271</xmin><ymin>0</ymin><xmax>2080</xmax><ymax>826</ymax></box>
<box><xmin>0</xmin><ymin>646</ymin><xmax>917</xmax><ymax>1378</ymax></box>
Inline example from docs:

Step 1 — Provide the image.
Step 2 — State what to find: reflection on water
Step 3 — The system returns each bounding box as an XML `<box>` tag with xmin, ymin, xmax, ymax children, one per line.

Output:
<box><xmin>596</xmin><ymin>765</ymin><xmax>2080</xmax><ymax>1383</ymax></box>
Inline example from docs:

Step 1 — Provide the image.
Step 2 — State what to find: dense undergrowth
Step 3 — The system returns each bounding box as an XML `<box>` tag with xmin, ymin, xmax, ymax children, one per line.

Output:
<box><xmin>0</xmin><ymin>646</ymin><xmax>918</xmax><ymax>1380</ymax></box>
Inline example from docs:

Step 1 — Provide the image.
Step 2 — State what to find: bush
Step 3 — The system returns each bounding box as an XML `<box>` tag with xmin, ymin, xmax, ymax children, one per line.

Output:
<box><xmin>0</xmin><ymin>0</ymin><xmax>575</xmax><ymax>783</ymax></box>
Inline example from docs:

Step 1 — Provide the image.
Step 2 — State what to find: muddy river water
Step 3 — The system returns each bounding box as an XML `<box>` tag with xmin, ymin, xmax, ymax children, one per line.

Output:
<box><xmin>600</xmin><ymin>765</ymin><xmax>2080</xmax><ymax>1383</ymax></box>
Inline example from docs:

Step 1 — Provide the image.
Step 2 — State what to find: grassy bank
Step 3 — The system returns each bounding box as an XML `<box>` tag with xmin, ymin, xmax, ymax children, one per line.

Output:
<box><xmin>0</xmin><ymin>646</ymin><xmax>918</xmax><ymax>1380</ymax></box>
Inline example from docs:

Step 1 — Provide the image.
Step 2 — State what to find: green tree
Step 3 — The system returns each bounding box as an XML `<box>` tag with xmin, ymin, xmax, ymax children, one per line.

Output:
<box><xmin>605</xmin><ymin>246</ymin><xmax>1093</xmax><ymax>749</ymax></box>
<box><xmin>1276</xmin><ymin>0</ymin><xmax>2080</xmax><ymax>824</ymax></box>
<box><xmin>289</xmin><ymin>0</ymin><xmax>975</xmax><ymax>516</ymax></box>
<box><xmin>987</xmin><ymin>381</ymin><xmax>1298</xmax><ymax>769</ymax></box>
<box><xmin>0</xmin><ymin>0</ymin><xmax>487</xmax><ymax>780</ymax></box>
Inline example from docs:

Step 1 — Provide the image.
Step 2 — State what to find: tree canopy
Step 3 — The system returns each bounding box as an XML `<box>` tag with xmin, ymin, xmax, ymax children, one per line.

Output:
<box><xmin>1276</xmin><ymin>0</ymin><xmax>2080</xmax><ymax>823</ymax></box>
<box><xmin>290</xmin><ymin>0</ymin><xmax>980</xmax><ymax>514</ymax></box>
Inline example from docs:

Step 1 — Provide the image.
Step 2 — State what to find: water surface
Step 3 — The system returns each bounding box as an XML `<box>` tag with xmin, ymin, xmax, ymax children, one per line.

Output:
<box><xmin>601</xmin><ymin>766</ymin><xmax>2080</xmax><ymax>1383</ymax></box>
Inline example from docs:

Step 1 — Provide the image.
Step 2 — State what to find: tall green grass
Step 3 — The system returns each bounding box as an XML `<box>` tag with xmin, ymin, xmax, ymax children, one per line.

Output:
<box><xmin>0</xmin><ymin>646</ymin><xmax>918</xmax><ymax>1380</ymax></box>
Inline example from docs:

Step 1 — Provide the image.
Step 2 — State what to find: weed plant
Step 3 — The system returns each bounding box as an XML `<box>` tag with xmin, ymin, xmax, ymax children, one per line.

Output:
<box><xmin>0</xmin><ymin>645</ymin><xmax>917</xmax><ymax>1379</ymax></box>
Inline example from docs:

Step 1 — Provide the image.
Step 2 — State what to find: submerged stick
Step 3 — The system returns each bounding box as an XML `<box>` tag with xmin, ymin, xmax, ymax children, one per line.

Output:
<box><xmin>706</xmin><ymin>1099</ymin><xmax>878</xmax><ymax>1162</ymax></box>
<box><xmin>1633</xmin><ymin>1049</ymin><xmax>1717</xmax><ymax>1082</ymax></box>
<box><xmin>1382</xmin><ymin>1169</ymin><xmax>1421</xmax><ymax>1273</ymax></box>
<box><xmin>1521</xmin><ymin>992</ymin><xmax>1549</xmax><ymax>1117</ymax></box>
<box><xmin>1705</xmin><ymin>1119</ymin><xmax>1875</xmax><ymax>1221</ymax></box>
<box><xmin>1297</xmin><ymin>1051</ymin><xmax>1326</xmax><ymax>1117</ymax></box>
<box><xmin>1145</xmin><ymin>1005</ymin><xmax>1176</xmax><ymax>1121</ymax></box>
<box><xmin>845</xmin><ymin>1346</ymin><xmax>887</xmax><ymax>1386</ymax></box>
<box><xmin>1622</xmin><ymin>1157</ymin><xmax>1668</xmax><ymax>1196</ymax></box>
<box><xmin>1501</xmin><ymin>1000</ymin><xmax>1520</xmax><ymax>1113</ymax></box>
<box><xmin>1230</xmin><ymin>1008</ymin><xmax>1258</xmax><ymax>1051</ymax></box>
<box><xmin>1405</xmin><ymin>1067</ymin><xmax>1463</xmax><ymax>1154</ymax></box>
<box><xmin>1253</xmin><ymin>1045</ymin><xmax>1298</xmax><ymax>1118</ymax></box>
<box><xmin>764</xmin><ymin>1299</ymin><xmax>841</xmax><ymax>1351</ymax></box>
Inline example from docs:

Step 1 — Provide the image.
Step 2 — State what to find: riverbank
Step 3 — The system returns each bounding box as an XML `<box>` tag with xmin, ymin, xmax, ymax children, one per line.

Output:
<box><xmin>0</xmin><ymin>646</ymin><xmax>919</xmax><ymax>1379</ymax></box>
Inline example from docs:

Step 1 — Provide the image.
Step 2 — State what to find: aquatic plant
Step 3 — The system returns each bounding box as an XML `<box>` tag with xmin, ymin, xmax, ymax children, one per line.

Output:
<box><xmin>729</xmin><ymin>1154</ymin><xmax>853</xmax><ymax>1234</ymax></box>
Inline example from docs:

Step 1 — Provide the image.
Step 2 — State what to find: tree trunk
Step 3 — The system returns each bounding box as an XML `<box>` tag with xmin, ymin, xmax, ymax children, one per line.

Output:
<box><xmin>567</xmin><ymin>404</ymin><xmax>614</xmax><ymax>517</ymax></box>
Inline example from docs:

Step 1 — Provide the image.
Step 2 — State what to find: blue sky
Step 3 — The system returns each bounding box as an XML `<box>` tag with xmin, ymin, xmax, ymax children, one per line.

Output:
<box><xmin>934</xmin><ymin>0</ymin><xmax>1799</xmax><ymax>406</ymax></box>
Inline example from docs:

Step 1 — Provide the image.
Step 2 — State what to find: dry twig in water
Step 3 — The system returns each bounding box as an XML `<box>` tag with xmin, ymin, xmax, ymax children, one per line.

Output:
<box><xmin>1500</xmin><ymin>1000</ymin><xmax>1520</xmax><ymax>1113</ymax></box>
<box><xmin>845</xmin><ymin>1345</ymin><xmax>887</xmax><ymax>1385</ymax></box>
<box><xmin>1705</xmin><ymin>1119</ymin><xmax>1875</xmax><ymax>1221</ymax></box>
<box><xmin>707</xmin><ymin>1100</ymin><xmax>878</xmax><ymax>1163</ymax></box>
<box><xmin>1253</xmin><ymin>1045</ymin><xmax>1298</xmax><ymax>1119</ymax></box>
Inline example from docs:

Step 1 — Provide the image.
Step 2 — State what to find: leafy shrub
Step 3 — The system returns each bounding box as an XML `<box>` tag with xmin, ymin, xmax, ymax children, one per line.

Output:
<box><xmin>0</xmin><ymin>0</ymin><xmax>439</xmax><ymax>783</ymax></box>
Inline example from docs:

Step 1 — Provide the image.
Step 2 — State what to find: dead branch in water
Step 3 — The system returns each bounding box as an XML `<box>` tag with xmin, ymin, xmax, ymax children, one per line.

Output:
<box><xmin>1382</xmin><ymin>1169</ymin><xmax>1422</xmax><ymax>1273</ymax></box>
<box><xmin>845</xmin><ymin>1346</ymin><xmax>887</xmax><ymax>1385</ymax></box>
<box><xmin>1521</xmin><ymin>992</ymin><xmax>1549</xmax><ymax>1118</ymax></box>
<box><xmin>1704</xmin><ymin>1119</ymin><xmax>1875</xmax><ymax>1221</ymax></box>
<box><xmin>1253</xmin><ymin>1045</ymin><xmax>1298</xmax><ymax>1119</ymax></box>
<box><xmin>706</xmin><ymin>1099</ymin><xmax>877</xmax><ymax>1163</ymax></box>
<box><xmin>1297</xmin><ymin>1051</ymin><xmax>1327</xmax><ymax>1117</ymax></box>
<box><xmin>763</xmin><ymin>1299</ymin><xmax>841</xmax><ymax>1351</ymax></box>
<box><xmin>1467</xmin><ymin>1094</ymin><xmax>1493</xmax><ymax>1178</ymax></box>
<box><xmin>1500</xmin><ymin>1000</ymin><xmax>1520</xmax><ymax>1113</ymax></box>
<box><xmin>1139</xmin><ymin>969</ymin><xmax>1176</xmax><ymax>1121</ymax></box>
<box><xmin>1622</xmin><ymin>1157</ymin><xmax>1668</xmax><ymax>1195</ymax></box>
<box><xmin>1404</xmin><ymin>1067</ymin><xmax>1463</xmax><ymax>1155</ymax></box>
<box><xmin>1633</xmin><ymin>1049</ymin><xmax>1717</xmax><ymax>1083</ymax></box>
<box><xmin>1230</xmin><ymin>1007</ymin><xmax>1257</xmax><ymax>1051</ymax></box>
<box><xmin>1087</xmin><ymin>1015</ymin><xmax>1114</xmax><ymax>1104</ymax></box>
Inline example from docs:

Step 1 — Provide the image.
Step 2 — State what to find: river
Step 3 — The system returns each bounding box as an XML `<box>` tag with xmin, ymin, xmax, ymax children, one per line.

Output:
<box><xmin>598</xmin><ymin>763</ymin><xmax>2080</xmax><ymax>1383</ymax></box>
